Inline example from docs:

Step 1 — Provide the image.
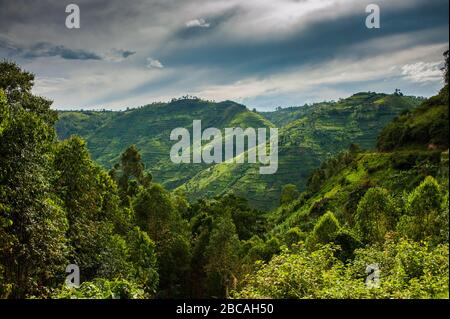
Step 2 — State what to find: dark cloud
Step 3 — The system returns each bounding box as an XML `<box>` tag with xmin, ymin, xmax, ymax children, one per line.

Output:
<box><xmin>121</xmin><ymin>50</ymin><xmax>136</xmax><ymax>58</ymax></box>
<box><xmin>0</xmin><ymin>0</ymin><xmax>448</xmax><ymax>109</ymax></box>
<box><xmin>0</xmin><ymin>37</ymin><xmax>138</xmax><ymax>61</ymax></box>
<box><xmin>0</xmin><ymin>38</ymin><xmax>101</xmax><ymax>60</ymax></box>
<box><xmin>23</xmin><ymin>42</ymin><xmax>102</xmax><ymax>60</ymax></box>
<box><xmin>158</xmin><ymin>0</ymin><xmax>449</xmax><ymax>79</ymax></box>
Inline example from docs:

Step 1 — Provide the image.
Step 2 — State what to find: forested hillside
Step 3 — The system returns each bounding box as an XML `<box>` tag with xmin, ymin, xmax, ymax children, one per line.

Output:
<box><xmin>57</xmin><ymin>99</ymin><xmax>273</xmax><ymax>190</ymax></box>
<box><xmin>235</xmin><ymin>79</ymin><xmax>449</xmax><ymax>298</ymax></box>
<box><xmin>56</xmin><ymin>92</ymin><xmax>422</xmax><ymax>210</ymax></box>
<box><xmin>180</xmin><ymin>92</ymin><xmax>422</xmax><ymax>209</ymax></box>
<box><xmin>0</xmin><ymin>50</ymin><xmax>448</xmax><ymax>299</ymax></box>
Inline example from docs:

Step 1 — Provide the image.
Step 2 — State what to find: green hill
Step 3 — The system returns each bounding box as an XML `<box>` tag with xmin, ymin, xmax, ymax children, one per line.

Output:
<box><xmin>3</xmin><ymin>58</ymin><xmax>449</xmax><ymax>300</ymax></box>
<box><xmin>56</xmin><ymin>92</ymin><xmax>423</xmax><ymax>210</ymax></box>
<box><xmin>268</xmin><ymin>85</ymin><xmax>449</xmax><ymax>235</ymax></box>
<box><xmin>377</xmin><ymin>86</ymin><xmax>449</xmax><ymax>151</ymax></box>
<box><xmin>56</xmin><ymin>98</ymin><xmax>273</xmax><ymax>189</ymax></box>
<box><xmin>234</xmin><ymin>86</ymin><xmax>449</xmax><ymax>298</ymax></box>
<box><xmin>178</xmin><ymin>92</ymin><xmax>423</xmax><ymax>209</ymax></box>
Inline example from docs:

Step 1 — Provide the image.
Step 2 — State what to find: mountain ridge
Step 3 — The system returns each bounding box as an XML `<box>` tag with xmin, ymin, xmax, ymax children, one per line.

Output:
<box><xmin>55</xmin><ymin>91</ymin><xmax>424</xmax><ymax>210</ymax></box>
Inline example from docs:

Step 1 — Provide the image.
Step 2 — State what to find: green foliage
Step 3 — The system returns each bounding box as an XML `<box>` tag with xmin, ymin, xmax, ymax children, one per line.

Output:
<box><xmin>53</xmin><ymin>140</ymin><xmax>161</xmax><ymax>297</ymax></box>
<box><xmin>440</xmin><ymin>193</ymin><xmax>449</xmax><ymax>243</ymax></box>
<box><xmin>112</xmin><ymin>145</ymin><xmax>152</xmax><ymax>204</ymax></box>
<box><xmin>398</xmin><ymin>176</ymin><xmax>447</xmax><ymax>244</ymax></box>
<box><xmin>0</xmin><ymin>61</ymin><xmax>57</xmax><ymax>125</ymax></box>
<box><xmin>133</xmin><ymin>182</ymin><xmax>191</xmax><ymax>297</ymax></box>
<box><xmin>56</xmin><ymin>92</ymin><xmax>421</xmax><ymax>210</ymax></box>
<box><xmin>377</xmin><ymin>86</ymin><xmax>449</xmax><ymax>151</ymax></box>
<box><xmin>0</xmin><ymin>89</ymin><xmax>8</xmax><ymax>134</ymax></box>
<box><xmin>0</xmin><ymin>63</ymin><xmax>68</xmax><ymax>298</ymax></box>
<box><xmin>283</xmin><ymin>227</ymin><xmax>306</xmax><ymax>247</ymax></box>
<box><xmin>53</xmin><ymin>278</ymin><xmax>147</xmax><ymax>299</ymax></box>
<box><xmin>1</xmin><ymin>60</ymin><xmax>449</xmax><ymax>300</ymax></box>
<box><xmin>307</xmin><ymin>149</ymin><xmax>357</xmax><ymax>193</ymax></box>
<box><xmin>54</xmin><ymin>136</ymin><xmax>128</xmax><ymax>281</ymax></box>
<box><xmin>204</xmin><ymin>213</ymin><xmax>241</xmax><ymax>298</ymax></box>
<box><xmin>280</xmin><ymin>184</ymin><xmax>300</xmax><ymax>205</ymax></box>
<box><xmin>389</xmin><ymin>150</ymin><xmax>441</xmax><ymax>170</ymax></box>
<box><xmin>134</xmin><ymin>184</ymin><xmax>174</xmax><ymax>242</ymax></box>
<box><xmin>355</xmin><ymin>187</ymin><xmax>397</xmax><ymax>244</ymax></box>
<box><xmin>0</xmin><ymin>61</ymin><xmax>34</xmax><ymax>102</ymax></box>
<box><xmin>306</xmin><ymin>211</ymin><xmax>341</xmax><ymax>249</ymax></box>
<box><xmin>234</xmin><ymin>239</ymin><xmax>449</xmax><ymax>299</ymax></box>
<box><xmin>126</xmin><ymin>227</ymin><xmax>159</xmax><ymax>294</ymax></box>
<box><xmin>235</xmin><ymin>244</ymin><xmax>345</xmax><ymax>299</ymax></box>
<box><xmin>216</xmin><ymin>195</ymin><xmax>266</xmax><ymax>240</ymax></box>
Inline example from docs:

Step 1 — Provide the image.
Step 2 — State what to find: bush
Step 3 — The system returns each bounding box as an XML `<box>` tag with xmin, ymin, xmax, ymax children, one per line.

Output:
<box><xmin>53</xmin><ymin>278</ymin><xmax>147</xmax><ymax>299</ymax></box>
<box><xmin>355</xmin><ymin>187</ymin><xmax>397</xmax><ymax>244</ymax></box>
<box><xmin>397</xmin><ymin>176</ymin><xmax>446</xmax><ymax>244</ymax></box>
<box><xmin>234</xmin><ymin>239</ymin><xmax>449</xmax><ymax>299</ymax></box>
<box><xmin>306</xmin><ymin>211</ymin><xmax>340</xmax><ymax>249</ymax></box>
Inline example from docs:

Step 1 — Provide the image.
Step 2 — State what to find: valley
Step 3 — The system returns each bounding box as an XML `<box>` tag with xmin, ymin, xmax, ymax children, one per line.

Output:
<box><xmin>56</xmin><ymin>92</ymin><xmax>423</xmax><ymax>210</ymax></box>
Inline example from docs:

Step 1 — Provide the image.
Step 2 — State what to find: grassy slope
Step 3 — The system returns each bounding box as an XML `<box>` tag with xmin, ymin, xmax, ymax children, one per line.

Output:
<box><xmin>56</xmin><ymin>93</ymin><xmax>422</xmax><ymax>210</ymax></box>
<box><xmin>270</xmin><ymin>86</ymin><xmax>449</xmax><ymax>234</ymax></box>
<box><xmin>270</xmin><ymin>149</ymin><xmax>448</xmax><ymax>235</ymax></box>
<box><xmin>178</xmin><ymin>93</ymin><xmax>423</xmax><ymax>210</ymax></box>
<box><xmin>377</xmin><ymin>86</ymin><xmax>449</xmax><ymax>151</ymax></box>
<box><xmin>56</xmin><ymin>99</ymin><xmax>273</xmax><ymax>189</ymax></box>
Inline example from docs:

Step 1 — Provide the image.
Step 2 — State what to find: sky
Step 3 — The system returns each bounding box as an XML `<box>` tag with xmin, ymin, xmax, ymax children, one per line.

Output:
<box><xmin>0</xmin><ymin>0</ymin><xmax>448</xmax><ymax>111</ymax></box>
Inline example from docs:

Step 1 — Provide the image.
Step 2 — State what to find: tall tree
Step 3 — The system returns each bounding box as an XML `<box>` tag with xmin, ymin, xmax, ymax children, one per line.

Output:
<box><xmin>0</xmin><ymin>63</ymin><xmax>68</xmax><ymax>298</ymax></box>
<box><xmin>133</xmin><ymin>183</ymin><xmax>191</xmax><ymax>297</ymax></box>
<box><xmin>280</xmin><ymin>184</ymin><xmax>300</xmax><ymax>205</ymax></box>
<box><xmin>307</xmin><ymin>211</ymin><xmax>341</xmax><ymax>249</ymax></box>
<box><xmin>112</xmin><ymin>145</ymin><xmax>152</xmax><ymax>204</ymax></box>
<box><xmin>204</xmin><ymin>213</ymin><xmax>240</xmax><ymax>298</ymax></box>
<box><xmin>442</xmin><ymin>50</ymin><xmax>449</xmax><ymax>85</ymax></box>
<box><xmin>53</xmin><ymin>136</ymin><xmax>132</xmax><ymax>281</ymax></box>
<box><xmin>355</xmin><ymin>187</ymin><xmax>397</xmax><ymax>244</ymax></box>
<box><xmin>398</xmin><ymin>176</ymin><xmax>445</xmax><ymax>244</ymax></box>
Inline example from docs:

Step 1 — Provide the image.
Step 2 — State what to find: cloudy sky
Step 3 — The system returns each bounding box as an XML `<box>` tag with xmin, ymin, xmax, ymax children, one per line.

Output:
<box><xmin>0</xmin><ymin>0</ymin><xmax>448</xmax><ymax>110</ymax></box>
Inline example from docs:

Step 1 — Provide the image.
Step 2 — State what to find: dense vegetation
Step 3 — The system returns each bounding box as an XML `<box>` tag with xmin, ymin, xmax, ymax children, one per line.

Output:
<box><xmin>56</xmin><ymin>98</ymin><xmax>273</xmax><ymax>193</ymax></box>
<box><xmin>0</xmin><ymin>51</ymin><xmax>448</xmax><ymax>299</ymax></box>
<box><xmin>56</xmin><ymin>90</ymin><xmax>423</xmax><ymax>210</ymax></box>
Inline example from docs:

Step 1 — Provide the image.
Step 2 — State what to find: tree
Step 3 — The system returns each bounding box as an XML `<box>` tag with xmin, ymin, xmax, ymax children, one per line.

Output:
<box><xmin>306</xmin><ymin>211</ymin><xmax>340</xmax><ymax>249</ymax></box>
<box><xmin>234</xmin><ymin>239</ymin><xmax>449</xmax><ymax>299</ymax></box>
<box><xmin>0</xmin><ymin>89</ymin><xmax>8</xmax><ymax>133</ymax></box>
<box><xmin>442</xmin><ymin>50</ymin><xmax>449</xmax><ymax>85</ymax></box>
<box><xmin>348</xmin><ymin>143</ymin><xmax>361</xmax><ymax>154</ymax></box>
<box><xmin>53</xmin><ymin>136</ymin><xmax>128</xmax><ymax>281</ymax></box>
<box><xmin>0</xmin><ymin>64</ymin><xmax>68</xmax><ymax>298</ymax></box>
<box><xmin>134</xmin><ymin>184</ymin><xmax>174</xmax><ymax>243</ymax></box>
<box><xmin>398</xmin><ymin>176</ymin><xmax>445</xmax><ymax>243</ymax></box>
<box><xmin>355</xmin><ymin>187</ymin><xmax>397</xmax><ymax>244</ymax></box>
<box><xmin>280</xmin><ymin>184</ymin><xmax>300</xmax><ymax>205</ymax></box>
<box><xmin>112</xmin><ymin>145</ymin><xmax>152</xmax><ymax>204</ymax></box>
<box><xmin>0</xmin><ymin>61</ymin><xmax>34</xmax><ymax>103</ymax></box>
<box><xmin>0</xmin><ymin>61</ymin><xmax>57</xmax><ymax>125</ymax></box>
<box><xmin>439</xmin><ymin>193</ymin><xmax>449</xmax><ymax>243</ymax></box>
<box><xmin>219</xmin><ymin>194</ymin><xmax>266</xmax><ymax>240</ymax></box>
<box><xmin>204</xmin><ymin>213</ymin><xmax>240</xmax><ymax>298</ymax></box>
<box><xmin>133</xmin><ymin>183</ymin><xmax>191</xmax><ymax>297</ymax></box>
<box><xmin>126</xmin><ymin>227</ymin><xmax>159</xmax><ymax>294</ymax></box>
<box><xmin>284</xmin><ymin>227</ymin><xmax>306</xmax><ymax>247</ymax></box>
